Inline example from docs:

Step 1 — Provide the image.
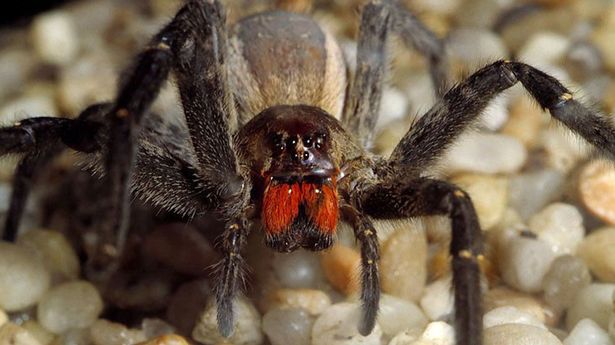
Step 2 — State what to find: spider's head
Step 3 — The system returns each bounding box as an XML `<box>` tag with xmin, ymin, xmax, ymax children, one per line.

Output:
<box><xmin>237</xmin><ymin>105</ymin><xmax>345</xmax><ymax>252</ymax></box>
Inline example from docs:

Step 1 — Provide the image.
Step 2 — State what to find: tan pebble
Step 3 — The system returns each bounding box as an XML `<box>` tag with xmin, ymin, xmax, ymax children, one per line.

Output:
<box><xmin>320</xmin><ymin>244</ymin><xmax>360</xmax><ymax>295</ymax></box>
<box><xmin>579</xmin><ymin>160</ymin><xmax>615</xmax><ymax>225</ymax></box>
<box><xmin>592</xmin><ymin>28</ymin><xmax>615</xmax><ymax>73</ymax></box>
<box><xmin>21</xmin><ymin>321</ymin><xmax>54</xmax><ymax>345</ymax></box>
<box><xmin>484</xmin><ymin>287</ymin><xmax>546</xmax><ymax>324</ymax></box>
<box><xmin>269</xmin><ymin>288</ymin><xmax>331</xmax><ymax>315</ymax></box>
<box><xmin>0</xmin><ymin>323</ymin><xmax>42</xmax><ymax>345</ymax></box>
<box><xmin>17</xmin><ymin>229</ymin><xmax>80</xmax><ymax>280</ymax></box>
<box><xmin>450</xmin><ymin>173</ymin><xmax>509</xmax><ymax>230</ymax></box>
<box><xmin>484</xmin><ymin>324</ymin><xmax>562</xmax><ymax>345</ymax></box>
<box><xmin>578</xmin><ymin>227</ymin><xmax>615</xmax><ymax>283</ymax></box>
<box><xmin>0</xmin><ymin>309</ymin><xmax>7</xmax><ymax>327</ymax></box>
<box><xmin>89</xmin><ymin>319</ymin><xmax>146</xmax><ymax>345</ymax></box>
<box><xmin>136</xmin><ymin>334</ymin><xmax>189</xmax><ymax>345</ymax></box>
<box><xmin>380</xmin><ymin>226</ymin><xmax>427</xmax><ymax>302</ymax></box>
<box><xmin>502</xmin><ymin>97</ymin><xmax>547</xmax><ymax>149</ymax></box>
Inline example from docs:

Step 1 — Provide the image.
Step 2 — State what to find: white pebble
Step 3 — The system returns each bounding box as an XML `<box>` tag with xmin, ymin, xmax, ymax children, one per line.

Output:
<box><xmin>528</xmin><ymin>203</ymin><xmax>585</xmax><ymax>255</ymax></box>
<box><xmin>0</xmin><ymin>323</ymin><xmax>42</xmax><ymax>345</ymax></box>
<box><xmin>541</xmin><ymin>126</ymin><xmax>591</xmax><ymax>173</ymax></box>
<box><xmin>0</xmin><ymin>242</ymin><xmax>50</xmax><ymax>312</ymax></box>
<box><xmin>89</xmin><ymin>319</ymin><xmax>146</xmax><ymax>345</ymax></box>
<box><xmin>483</xmin><ymin>306</ymin><xmax>546</xmax><ymax>330</ymax></box>
<box><xmin>378</xmin><ymin>88</ymin><xmax>409</xmax><ymax>129</ymax></box>
<box><xmin>378</xmin><ymin>294</ymin><xmax>428</xmax><ymax>339</ymax></box>
<box><xmin>498</xmin><ymin>233</ymin><xmax>557</xmax><ymax>293</ymax></box>
<box><xmin>30</xmin><ymin>11</ymin><xmax>79</xmax><ymax>65</ymax></box>
<box><xmin>37</xmin><ymin>281</ymin><xmax>103</xmax><ymax>334</ymax></box>
<box><xmin>508</xmin><ymin>169</ymin><xmax>565</xmax><ymax>221</ymax></box>
<box><xmin>448</xmin><ymin>28</ymin><xmax>509</xmax><ymax>69</ymax></box>
<box><xmin>563</xmin><ymin>318</ymin><xmax>613</xmax><ymax>345</ymax></box>
<box><xmin>0</xmin><ymin>95</ymin><xmax>58</xmax><ymax>123</ymax></box>
<box><xmin>481</xmin><ymin>95</ymin><xmax>510</xmax><ymax>131</ymax></box>
<box><xmin>21</xmin><ymin>321</ymin><xmax>54</xmax><ymax>345</ymax></box>
<box><xmin>17</xmin><ymin>229</ymin><xmax>80</xmax><ymax>280</ymax></box>
<box><xmin>419</xmin><ymin>277</ymin><xmax>453</xmax><ymax>321</ymax></box>
<box><xmin>543</xmin><ymin>255</ymin><xmax>592</xmax><ymax>312</ymax></box>
<box><xmin>0</xmin><ymin>309</ymin><xmax>7</xmax><ymax>327</ymax></box>
<box><xmin>192</xmin><ymin>296</ymin><xmax>263</xmax><ymax>345</ymax></box>
<box><xmin>484</xmin><ymin>324</ymin><xmax>562</xmax><ymax>345</ymax></box>
<box><xmin>566</xmin><ymin>283</ymin><xmax>615</xmax><ymax>331</ymax></box>
<box><xmin>311</xmin><ymin>303</ymin><xmax>383</xmax><ymax>345</ymax></box>
<box><xmin>578</xmin><ymin>227</ymin><xmax>615</xmax><ymax>283</ymax></box>
<box><xmin>263</xmin><ymin>308</ymin><xmax>312</xmax><ymax>345</ymax></box>
<box><xmin>518</xmin><ymin>33</ymin><xmax>570</xmax><ymax>69</ymax></box>
<box><xmin>273</xmin><ymin>250</ymin><xmax>326</xmax><ymax>289</ymax></box>
<box><xmin>444</xmin><ymin>132</ymin><xmax>527</xmax><ymax>175</ymax></box>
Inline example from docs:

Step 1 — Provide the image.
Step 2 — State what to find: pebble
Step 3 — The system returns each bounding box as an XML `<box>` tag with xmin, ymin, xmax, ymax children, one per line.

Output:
<box><xmin>320</xmin><ymin>244</ymin><xmax>361</xmax><ymax>295</ymax></box>
<box><xmin>273</xmin><ymin>250</ymin><xmax>326</xmax><ymax>289</ymax></box>
<box><xmin>378</xmin><ymin>294</ymin><xmax>428</xmax><ymax>339</ymax></box>
<box><xmin>141</xmin><ymin>319</ymin><xmax>175</xmax><ymax>340</ymax></box>
<box><xmin>480</xmin><ymin>95</ymin><xmax>510</xmax><ymax>131</ymax></box>
<box><xmin>419</xmin><ymin>277</ymin><xmax>453</xmax><ymax>321</ymax></box>
<box><xmin>483</xmin><ymin>306</ymin><xmax>546</xmax><ymax>330</ymax></box>
<box><xmin>579</xmin><ymin>160</ymin><xmax>615</xmax><ymax>225</ymax></box>
<box><xmin>377</xmin><ymin>88</ymin><xmax>409</xmax><ymax>130</ymax></box>
<box><xmin>50</xmin><ymin>328</ymin><xmax>90</xmax><ymax>345</ymax></box>
<box><xmin>30</xmin><ymin>11</ymin><xmax>79</xmax><ymax>65</ymax></box>
<box><xmin>502</xmin><ymin>96</ymin><xmax>547</xmax><ymax>149</ymax></box>
<box><xmin>89</xmin><ymin>319</ymin><xmax>146</xmax><ymax>345</ymax></box>
<box><xmin>518</xmin><ymin>32</ymin><xmax>570</xmax><ymax>69</ymax></box>
<box><xmin>192</xmin><ymin>296</ymin><xmax>263</xmax><ymax>345</ymax></box>
<box><xmin>388</xmin><ymin>321</ymin><xmax>454</xmax><ymax>345</ymax></box>
<box><xmin>165</xmin><ymin>280</ymin><xmax>210</xmax><ymax>335</ymax></box>
<box><xmin>528</xmin><ymin>203</ymin><xmax>585</xmax><ymax>255</ymax></box>
<box><xmin>0</xmin><ymin>95</ymin><xmax>58</xmax><ymax>123</ymax></box>
<box><xmin>0</xmin><ymin>50</ymin><xmax>36</xmax><ymax>101</ymax></box>
<box><xmin>592</xmin><ymin>24</ymin><xmax>615</xmax><ymax>73</ymax></box>
<box><xmin>403</xmin><ymin>70</ymin><xmax>437</xmax><ymax>118</ymax></box>
<box><xmin>563</xmin><ymin>318</ymin><xmax>613</xmax><ymax>345</ymax></box>
<box><xmin>22</xmin><ymin>321</ymin><xmax>54</xmax><ymax>345</ymax></box>
<box><xmin>269</xmin><ymin>288</ymin><xmax>331</xmax><ymax>315</ymax></box>
<box><xmin>444</xmin><ymin>132</ymin><xmax>527</xmax><ymax>175</ymax></box>
<box><xmin>541</xmin><ymin>126</ymin><xmax>591</xmax><ymax>173</ymax></box>
<box><xmin>0</xmin><ymin>323</ymin><xmax>42</xmax><ymax>345</ymax></box>
<box><xmin>447</xmin><ymin>28</ymin><xmax>509</xmax><ymax>71</ymax></box>
<box><xmin>564</xmin><ymin>41</ymin><xmax>604</xmax><ymax>81</ymax></box>
<box><xmin>311</xmin><ymin>303</ymin><xmax>382</xmax><ymax>345</ymax></box>
<box><xmin>380</xmin><ymin>226</ymin><xmax>427</xmax><ymax>302</ymax></box>
<box><xmin>498</xmin><ymin>231</ymin><xmax>557</xmax><ymax>293</ymax></box>
<box><xmin>578</xmin><ymin>227</ymin><xmax>615</xmax><ymax>283</ymax></box>
<box><xmin>0</xmin><ymin>309</ymin><xmax>6</xmax><ymax>327</ymax></box>
<box><xmin>484</xmin><ymin>287</ymin><xmax>548</xmax><ymax>325</ymax></box>
<box><xmin>566</xmin><ymin>283</ymin><xmax>615</xmax><ymax>330</ymax></box>
<box><xmin>508</xmin><ymin>169</ymin><xmax>565</xmax><ymax>221</ymax></box>
<box><xmin>543</xmin><ymin>255</ymin><xmax>592</xmax><ymax>312</ymax></box>
<box><xmin>484</xmin><ymin>324</ymin><xmax>562</xmax><ymax>345</ymax></box>
<box><xmin>37</xmin><ymin>281</ymin><xmax>103</xmax><ymax>334</ymax></box>
<box><xmin>0</xmin><ymin>242</ymin><xmax>51</xmax><ymax>312</ymax></box>
<box><xmin>450</xmin><ymin>173</ymin><xmax>509</xmax><ymax>230</ymax></box>
<box><xmin>135</xmin><ymin>334</ymin><xmax>190</xmax><ymax>345</ymax></box>
<box><xmin>142</xmin><ymin>223</ymin><xmax>219</xmax><ymax>276</ymax></box>
<box><xmin>262</xmin><ymin>308</ymin><xmax>312</xmax><ymax>345</ymax></box>
<box><xmin>17</xmin><ymin>229</ymin><xmax>80</xmax><ymax>281</ymax></box>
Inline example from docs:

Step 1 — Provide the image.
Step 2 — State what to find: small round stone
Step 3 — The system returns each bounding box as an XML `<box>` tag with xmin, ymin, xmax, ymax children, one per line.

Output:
<box><xmin>419</xmin><ymin>277</ymin><xmax>453</xmax><ymax>321</ymax></box>
<box><xmin>563</xmin><ymin>318</ymin><xmax>611</xmax><ymax>345</ymax></box>
<box><xmin>450</xmin><ymin>173</ymin><xmax>509</xmax><ymax>230</ymax></box>
<box><xmin>263</xmin><ymin>308</ymin><xmax>312</xmax><ymax>345</ymax></box>
<box><xmin>269</xmin><ymin>288</ymin><xmax>331</xmax><ymax>315</ymax></box>
<box><xmin>0</xmin><ymin>323</ymin><xmax>42</xmax><ymax>345</ymax></box>
<box><xmin>273</xmin><ymin>250</ymin><xmax>326</xmax><ymax>289</ymax></box>
<box><xmin>378</xmin><ymin>294</ymin><xmax>428</xmax><ymax>339</ymax></box>
<box><xmin>21</xmin><ymin>321</ymin><xmax>54</xmax><ymax>345</ymax></box>
<box><xmin>135</xmin><ymin>334</ymin><xmax>190</xmax><ymax>345</ymax></box>
<box><xmin>17</xmin><ymin>229</ymin><xmax>80</xmax><ymax>280</ymax></box>
<box><xmin>0</xmin><ymin>309</ymin><xmax>7</xmax><ymax>327</ymax></box>
<box><xmin>542</xmin><ymin>255</ymin><xmax>592</xmax><ymax>312</ymax></box>
<box><xmin>378</xmin><ymin>88</ymin><xmax>409</xmax><ymax>129</ymax></box>
<box><xmin>484</xmin><ymin>287</ymin><xmax>548</xmax><ymax>324</ymax></box>
<box><xmin>0</xmin><ymin>242</ymin><xmax>50</xmax><ymax>312</ymax></box>
<box><xmin>192</xmin><ymin>296</ymin><xmax>263</xmax><ymax>345</ymax></box>
<box><xmin>517</xmin><ymin>32</ymin><xmax>570</xmax><ymax>68</ymax></box>
<box><xmin>141</xmin><ymin>318</ymin><xmax>175</xmax><ymax>339</ymax></box>
<box><xmin>320</xmin><ymin>244</ymin><xmax>361</xmax><ymax>295</ymax></box>
<box><xmin>502</xmin><ymin>97</ymin><xmax>547</xmax><ymax>149</ymax></box>
<box><xmin>577</xmin><ymin>227</ymin><xmax>615</xmax><ymax>283</ymax></box>
<box><xmin>579</xmin><ymin>160</ymin><xmax>615</xmax><ymax>225</ymax></box>
<box><xmin>37</xmin><ymin>281</ymin><xmax>103</xmax><ymax>334</ymax></box>
<box><xmin>89</xmin><ymin>319</ymin><xmax>146</xmax><ymax>345</ymax></box>
<box><xmin>528</xmin><ymin>203</ymin><xmax>585</xmax><ymax>255</ymax></box>
<box><xmin>541</xmin><ymin>126</ymin><xmax>591</xmax><ymax>173</ymax></box>
<box><xmin>566</xmin><ymin>283</ymin><xmax>615</xmax><ymax>330</ymax></box>
<box><xmin>30</xmin><ymin>10</ymin><xmax>79</xmax><ymax>65</ymax></box>
<box><xmin>483</xmin><ymin>306</ymin><xmax>546</xmax><ymax>330</ymax></box>
<box><xmin>311</xmin><ymin>303</ymin><xmax>383</xmax><ymax>345</ymax></box>
<box><xmin>484</xmin><ymin>324</ymin><xmax>562</xmax><ymax>345</ymax></box>
<box><xmin>380</xmin><ymin>226</ymin><xmax>427</xmax><ymax>302</ymax></box>
<box><xmin>508</xmin><ymin>169</ymin><xmax>565</xmax><ymax>221</ymax></box>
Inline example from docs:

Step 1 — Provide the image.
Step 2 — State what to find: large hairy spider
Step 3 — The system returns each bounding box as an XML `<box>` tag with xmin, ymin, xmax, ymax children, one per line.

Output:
<box><xmin>2</xmin><ymin>1</ymin><xmax>615</xmax><ymax>344</ymax></box>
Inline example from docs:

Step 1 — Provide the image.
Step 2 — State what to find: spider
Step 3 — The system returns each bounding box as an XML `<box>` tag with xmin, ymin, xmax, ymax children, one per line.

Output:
<box><xmin>2</xmin><ymin>1</ymin><xmax>615</xmax><ymax>344</ymax></box>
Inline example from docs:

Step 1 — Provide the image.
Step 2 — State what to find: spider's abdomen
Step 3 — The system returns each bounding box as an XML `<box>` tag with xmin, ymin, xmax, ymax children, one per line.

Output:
<box><xmin>228</xmin><ymin>11</ymin><xmax>346</xmax><ymax>123</ymax></box>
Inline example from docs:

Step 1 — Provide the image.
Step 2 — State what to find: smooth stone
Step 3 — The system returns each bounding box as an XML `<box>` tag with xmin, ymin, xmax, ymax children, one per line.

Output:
<box><xmin>388</xmin><ymin>321</ymin><xmax>454</xmax><ymax>345</ymax></box>
<box><xmin>528</xmin><ymin>203</ymin><xmax>585</xmax><ymax>255</ymax></box>
<box><xmin>378</xmin><ymin>88</ymin><xmax>409</xmax><ymax>129</ymax></box>
<box><xmin>484</xmin><ymin>324</ymin><xmax>562</xmax><ymax>345</ymax></box>
<box><xmin>37</xmin><ymin>281</ymin><xmax>103</xmax><ymax>334</ymax></box>
<box><xmin>483</xmin><ymin>306</ymin><xmax>546</xmax><ymax>330</ymax></box>
<box><xmin>273</xmin><ymin>249</ymin><xmax>326</xmax><ymax>290</ymax></box>
<box><xmin>0</xmin><ymin>95</ymin><xmax>58</xmax><ymax>123</ymax></box>
<box><xmin>30</xmin><ymin>10</ymin><xmax>79</xmax><ymax>65</ymax></box>
<box><xmin>518</xmin><ymin>32</ymin><xmax>570</xmax><ymax>68</ymax></box>
<box><xmin>541</xmin><ymin>126</ymin><xmax>591</xmax><ymax>173</ymax></box>
<box><xmin>0</xmin><ymin>309</ymin><xmax>6</xmax><ymax>327</ymax></box>
<box><xmin>444</xmin><ymin>132</ymin><xmax>527</xmax><ymax>175</ymax></box>
<box><xmin>508</xmin><ymin>169</ymin><xmax>565</xmax><ymax>221</ymax></box>
<box><xmin>135</xmin><ymin>334</ymin><xmax>190</xmax><ymax>345</ymax></box>
<box><xmin>447</xmin><ymin>28</ymin><xmax>509</xmax><ymax>70</ymax></box>
<box><xmin>566</xmin><ymin>283</ymin><xmax>615</xmax><ymax>330</ymax></box>
<box><xmin>49</xmin><ymin>328</ymin><xmax>90</xmax><ymax>345</ymax></box>
<box><xmin>543</xmin><ymin>255</ymin><xmax>592</xmax><ymax>312</ymax></box>
<box><xmin>378</xmin><ymin>294</ymin><xmax>428</xmax><ymax>339</ymax></box>
<box><xmin>484</xmin><ymin>287</ymin><xmax>547</xmax><ymax>324</ymax></box>
<box><xmin>269</xmin><ymin>288</ymin><xmax>331</xmax><ymax>315</ymax></box>
<box><xmin>89</xmin><ymin>319</ymin><xmax>146</xmax><ymax>345</ymax></box>
<box><xmin>0</xmin><ymin>50</ymin><xmax>35</xmax><ymax>101</ymax></box>
<box><xmin>141</xmin><ymin>319</ymin><xmax>175</xmax><ymax>339</ymax></box>
<box><xmin>579</xmin><ymin>160</ymin><xmax>615</xmax><ymax>225</ymax></box>
<box><xmin>21</xmin><ymin>321</ymin><xmax>54</xmax><ymax>345</ymax></box>
<box><xmin>311</xmin><ymin>303</ymin><xmax>383</xmax><ymax>345</ymax></box>
<box><xmin>166</xmin><ymin>280</ymin><xmax>210</xmax><ymax>336</ymax></box>
<box><xmin>192</xmin><ymin>296</ymin><xmax>263</xmax><ymax>345</ymax></box>
<box><xmin>380</xmin><ymin>226</ymin><xmax>427</xmax><ymax>302</ymax></box>
<box><xmin>263</xmin><ymin>308</ymin><xmax>312</xmax><ymax>345</ymax></box>
<box><xmin>320</xmin><ymin>244</ymin><xmax>361</xmax><ymax>295</ymax></box>
<box><xmin>450</xmin><ymin>173</ymin><xmax>509</xmax><ymax>230</ymax></box>
<box><xmin>0</xmin><ymin>323</ymin><xmax>42</xmax><ymax>345</ymax></box>
<box><xmin>17</xmin><ymin>229</ymin><xmax>80</xmax><ymax>280</ymax></box>
<box><xmin>502</xmin><ymin>96</ymin><xmax>547</xmax><ymax>149</ymax></box>
<box><xmin>578</xmin><ymin>227</ymin><xmax>615</xmax><ymax>283</ymax></box>
<box><xmin>563</xmin><ymin>318</ymin><xmax>613</xmax><ymax>345</ymax></box>
<box><xmin>419</xmin><ymin>277</ymin><xmax>453</xmax><ymax>321</ymax></box>
<box><xmin>592</xmin><ymin>26</ymin><xmax>615</xmax><ymax>73</ymax></box>
<box><xmin>0</xmin><ymin>242</ymin><xmax>50</xmax><ymax>311</ymax></box>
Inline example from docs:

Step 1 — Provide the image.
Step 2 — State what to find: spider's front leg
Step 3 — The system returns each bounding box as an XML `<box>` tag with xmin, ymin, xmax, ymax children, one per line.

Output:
<box><xmin>357</xmin><ymin>178</ymin><xmax>483</xmax><ymax>345</ymax></box>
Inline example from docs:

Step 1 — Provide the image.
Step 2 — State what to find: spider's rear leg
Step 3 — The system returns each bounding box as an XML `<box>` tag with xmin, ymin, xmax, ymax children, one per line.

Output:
<box><xmin>358</xmin><ymin>178</ymin><xmax>483</xmax><ymax>345</ymax></box>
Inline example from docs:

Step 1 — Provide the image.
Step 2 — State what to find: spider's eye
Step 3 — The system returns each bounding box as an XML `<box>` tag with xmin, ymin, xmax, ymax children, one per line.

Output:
<box><xmin>315</xmin><ymin>133</ymin><xmax>326</xmax><ymax>149</ymax></box>
<box><xmin>303</xmin><ymin>136</ymin><xmax>313</xmax><ymax>147</ymax></box>
<box><xmin>272</xmin><ymin>134</ymin><xmax>285</xmax><ymax>153</ymax></box>
<box><xmin>286</xmin><ymin>137</ymin><xmax>298</xmax><ymax>147</ymax></box>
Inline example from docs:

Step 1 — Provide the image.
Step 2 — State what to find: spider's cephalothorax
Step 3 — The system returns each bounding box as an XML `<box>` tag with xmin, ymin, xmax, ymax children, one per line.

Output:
<box><xmin>3</xmin><ymin>1</ymin><xmax>615</xmax><ymax>345</ymax></box>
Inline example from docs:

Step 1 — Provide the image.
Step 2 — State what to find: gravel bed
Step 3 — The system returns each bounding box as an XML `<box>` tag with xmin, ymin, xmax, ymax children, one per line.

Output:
<box><xmin>2</xmin><ymin>0</ymin><xmax>615</xmax><ymax>344</ymax></box>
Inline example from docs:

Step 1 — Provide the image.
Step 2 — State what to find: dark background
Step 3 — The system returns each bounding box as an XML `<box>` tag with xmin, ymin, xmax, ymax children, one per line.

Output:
<box><xmin>1</xmin><ymin>0</ymin><xmax>73</xmax><ymax>26</ymax></box>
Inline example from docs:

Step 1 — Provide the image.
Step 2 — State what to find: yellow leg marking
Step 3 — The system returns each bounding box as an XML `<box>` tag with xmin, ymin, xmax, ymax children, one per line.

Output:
<box><xmin>367</xmin><ymin>259</ymin><xmax>374</xmax><ymax>265</ymax></box>
<box><xmin>458</xmin><ymin>249</ymin><xmax>474</xmax><ymax>259</ymax></box>
<box><xmin>116</xmin><ymin>108</ymin><xmax>130</xmax><ymax>118</ymax></box>
<box><xmin>560</xmin><ymin>93</ymin><xmax>573</xmax><ymax>101</ymax></box>
<box><xmin>453</xmin><ymin>190</ymin><xmax>466</xmax><ymax>198</ymax></box>
<box><xmin>363</xmin><ymin>229</ymin><xmax>374</xmax><ymax>237</ymax></box>
<box><xmin>228</xmin><ymin>223</ymin><xmax>240</xmax><ymax>231</ymax></box>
